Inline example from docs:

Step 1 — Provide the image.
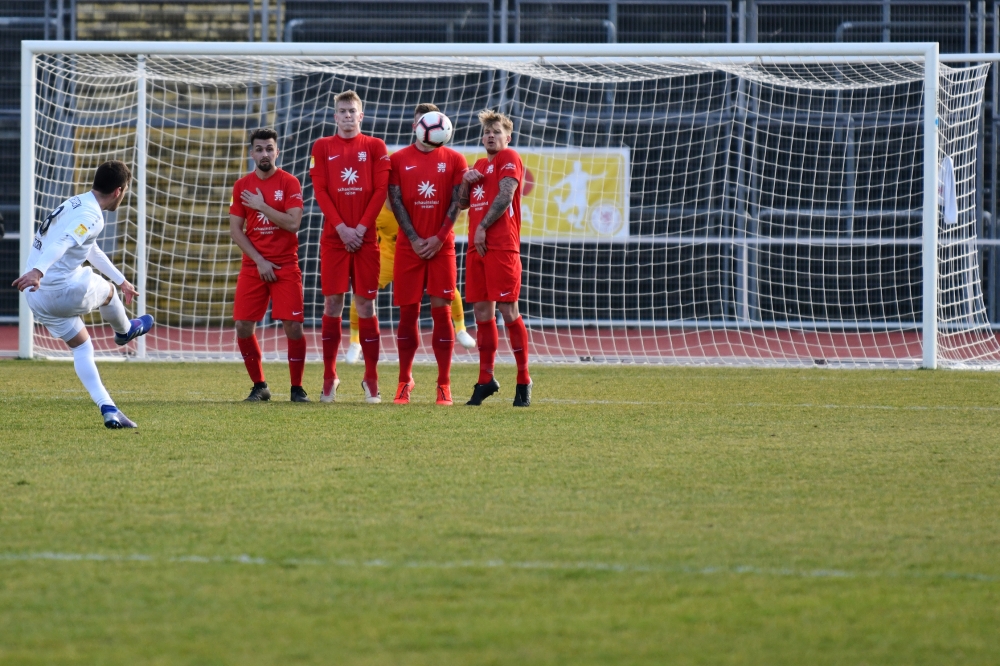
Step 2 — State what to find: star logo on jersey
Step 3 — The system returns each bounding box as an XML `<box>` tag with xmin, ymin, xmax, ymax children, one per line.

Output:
<box><xmin>486</xmin><ymin>164</ymin><xmax>494</xmax><ymax>174</ymax></box>
<box><xmin>472</xmin><ymin>184</ymin><xmax>486</xmax><ymax>201</ymax></box>
<box><xmin>358</xmin><ymin>151</ymin><xmax>367</xmax><ymax>162</ymax></box>
<box><xmin>274</xmin><ymin>190</ymin><xmax>284</xmax><ymax>201</ymax></box>
<box><xmin>341</xmin><ymin>167</ymin><xmax>359</xmax><ymax>184</ymax></box>
<box><xmin>437</xmin><ymin>162</ymin><xmax>446</xmax><ymax>173</ymax></box>
<box><xmin>418</xmin><ymin>181</ymin><xmax>436</xmax><ymax>198</ymax></box>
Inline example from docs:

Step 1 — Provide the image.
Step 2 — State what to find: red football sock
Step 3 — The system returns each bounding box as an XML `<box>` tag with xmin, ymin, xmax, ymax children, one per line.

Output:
<box><xmin>397</xmin><ymin>304</ymin><xmax>420</xmax><ymax>383</ymax></box>
<box><xmin>476</xmin><ymin>318</ymin><xmax>498</xmax><ymax>384</ymax></box>
<box><xmin>237</xmin><ymin>334</ymin><xmax>265</xmax><ymax>384</ymax></box>
<box><xmin>506</xmin><ymin>315</ymin><xmax>531</xmax><ymax>385</ymax></box>
<box><xmin>358</xmin><ymin>315</ymin><xmax>381</xmax><ymax>388</ymax></box>
<box><xmin>431</xmin><ymin>305</ymin><xmax>454</xmax><ymax>386</ymax></box>
<box><xmin>287</xmin><ymin>335</ymin><xmax>306</xmax><ymax>387</ymax></box>
<box><xmin>321</xmin><ymin>315</ymin><xmax>342</xmax><ymax>381</ymax></box>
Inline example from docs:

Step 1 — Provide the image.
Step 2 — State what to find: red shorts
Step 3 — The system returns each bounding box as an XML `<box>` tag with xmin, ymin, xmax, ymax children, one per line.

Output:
<box><xmin>233</xmin><ymin>262</ymin><xmax>304</xmax><ymax>322</ymax></box>
<box><xmin>321</xmin><ymin>239</ymin><xmax>381</xmax><ymax>297</ymax></box>
<box><xmin>465</xmin><ymin>249</ymin><xmax>521</xmax><ymax>303</ymax></box>
<box><xmin>393</xmin><ymin>244</ymin><xmax>457</xmax><ymax>306</ymax></box>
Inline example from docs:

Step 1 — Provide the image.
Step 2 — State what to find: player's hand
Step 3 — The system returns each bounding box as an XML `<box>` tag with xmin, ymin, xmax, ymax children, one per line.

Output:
<box><xmin>417</xmin><ymin>235</ymin><xmax>443</xmax><ymax>259</ymax></box>
<box><xmin>473</xmin><ymin>225</ymin><xmax>488</xmax><ymax>256</ymax></box>
<box><xmin>241</xmin><ymin>188</ymin><xmax>266</xmax><ymax>212</ymax></box>
<box><xmin>336</xmin><ymin>224</ymin><xmax>362</xmax><ymax>252</ymax></box>
<box><xmin>119</xmin><ymin>280</ymin><xmax>138</xmax><ymax>306</ymax></box>
<box><xmin>463</xmin><ymin>169</ymin><xmax>484</xmax><ymax>185</ymax></box>
<box><xmin>256</xmin><ymin>258</ymin><xmax>280</xmax><ymax>283</ymax></box>
<box><xmin>12</xmin><ymin>268</ymin><xmax>43</xmax><ymax>292</ymax></box>
<box><xmin>352</xmin><ymin>225</ymin><xmax>368</xmax><ymax>252</ymax></box>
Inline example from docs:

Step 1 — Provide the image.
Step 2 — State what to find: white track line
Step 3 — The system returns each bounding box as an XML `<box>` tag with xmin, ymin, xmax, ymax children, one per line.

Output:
<box><xmin>537</xmin><ymin>398</ymin><xmax>1000</xmax><ymax>412</ymax></box>
<box><xmin>0</xmin><ymin>552</ymin><xmax>995</xmax><ymax>583</ymax></box>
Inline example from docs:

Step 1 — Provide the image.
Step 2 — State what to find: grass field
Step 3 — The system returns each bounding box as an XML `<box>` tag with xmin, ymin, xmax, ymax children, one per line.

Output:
<box><xmin>1</xmin><ymin>359</ymin><xmax>999</xmax><ymax>664</ymax></box>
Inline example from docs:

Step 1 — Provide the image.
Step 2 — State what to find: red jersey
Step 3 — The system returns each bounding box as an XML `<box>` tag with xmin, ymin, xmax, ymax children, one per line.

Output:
<box><xmin>389</xmin><ymin>144</ymin><xmax>467</xmax><ymax>250</ymax></box>
<box><xmin>309</xmin><ymin>133</ymin><xmax>391</xmax><ymax>248</ymax></box>
<box><xmin>229</xmin><ymin>168</ymin><xmax>303</xmax><ymax>266</ymax></box>
<box><xmin>467</xmin><ymin>148</ymin><xmax>523</xmax><ymax>252</ymax></box>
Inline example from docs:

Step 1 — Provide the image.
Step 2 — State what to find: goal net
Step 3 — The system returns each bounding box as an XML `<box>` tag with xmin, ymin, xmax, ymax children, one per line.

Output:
<box><xmin>20</xmin><ymin>43</ymin><xmax>1000</xmax><ymax>368</ymax></box>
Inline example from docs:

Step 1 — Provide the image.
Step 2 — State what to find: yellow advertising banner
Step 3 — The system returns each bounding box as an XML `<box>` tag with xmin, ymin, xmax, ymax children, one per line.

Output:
<box><xmin>389</xmin><ymin>146</ymin><xmax>630</xmax><ymax>240</ymax></box>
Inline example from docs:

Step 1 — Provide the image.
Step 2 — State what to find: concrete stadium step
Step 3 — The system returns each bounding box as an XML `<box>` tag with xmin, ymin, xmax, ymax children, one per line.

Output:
<box><xmin>75</xmin><ymin>2</ymin><xmax>254</xmax><ymax>42</ymax></box>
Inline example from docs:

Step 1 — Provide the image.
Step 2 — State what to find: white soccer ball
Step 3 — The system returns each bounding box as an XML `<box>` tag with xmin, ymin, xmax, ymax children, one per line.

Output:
<box><xmin>414</xmin><ymin>111</ymin><xmax>454</xmax><ymax>148</ymax></box>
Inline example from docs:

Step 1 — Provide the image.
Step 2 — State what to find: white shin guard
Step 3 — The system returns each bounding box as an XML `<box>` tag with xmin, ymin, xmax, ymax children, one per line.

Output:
<box><xmin>72</xmin><ymin>338</ymin><xmax>114</xmax><ymax>408</ymax></box>
<box><xmin>99</xmin><ymin>284</ymin><xmax>130</xmax><ymax>335</ymax></box>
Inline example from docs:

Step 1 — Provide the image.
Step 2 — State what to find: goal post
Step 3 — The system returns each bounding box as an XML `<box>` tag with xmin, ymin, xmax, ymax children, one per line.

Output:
<box><xmin>922</xmin><ymin>46</ymin><xmax>938</xmax><ymax>369</ymax></box>
<box><xmin>18</xmin><ymin>40</ymin><xmax>1000</xmax><ymax>368</ymax></box>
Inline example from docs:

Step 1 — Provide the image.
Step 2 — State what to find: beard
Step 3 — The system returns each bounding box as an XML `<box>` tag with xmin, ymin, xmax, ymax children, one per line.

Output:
<box><xmin>257</xmin><ymin>159</ymin><xmax>273</xmax><ymax>172</ymax></box>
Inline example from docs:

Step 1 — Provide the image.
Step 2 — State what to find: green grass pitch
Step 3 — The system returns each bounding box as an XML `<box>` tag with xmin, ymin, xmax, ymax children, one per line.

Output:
<box><xmin>1</xmin><ymin>359</ymin><xmax>999</xmax><ymax>664</ymax></box>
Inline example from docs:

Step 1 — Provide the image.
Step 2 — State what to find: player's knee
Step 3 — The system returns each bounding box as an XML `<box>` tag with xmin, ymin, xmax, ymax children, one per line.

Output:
<box><xmin>65</xmin><ymin>326</ymin><xmax>90</xmax><ymax>348</ymax></box>
<box><xmin>283</xmin><ymin>320</ymin><xmax>304</xmax><ymax>340</ymax></box>
<box><xmin>234</xmin><ymin>320</ymin><xmax>256</xmax><ymax>338</ymax></box>
<box><xmin>473</xmin><ymin>302</ymin><xmax>495</xmax><ymax>322</ymax></box>
<box><xmin>499</xmin><ymin>302</ymin><xmax>520</xmax><ymax>323</ymax></box>
<box><xmin>354</xmin><ymin>296</ymin><xmax>375</xmax><ymax>319</ymax></box>
<box><xmin>324</xmin><ymin>295</ymin><xmax>345</xmax><ymax>317</ymax></box>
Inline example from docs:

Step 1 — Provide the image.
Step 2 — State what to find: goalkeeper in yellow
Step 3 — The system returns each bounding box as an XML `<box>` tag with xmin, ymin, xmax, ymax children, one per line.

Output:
<box><xmin>346</xmin><ymin>199</ymin><xmax>476</xmax><ymax>362</ymax></box>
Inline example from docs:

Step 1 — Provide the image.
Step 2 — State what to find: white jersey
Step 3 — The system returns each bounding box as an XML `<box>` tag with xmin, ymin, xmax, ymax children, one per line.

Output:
<box><xmin>27</xmin><ymin>191</ymin><xmax>105</xmax><ymax>288</ymax></box>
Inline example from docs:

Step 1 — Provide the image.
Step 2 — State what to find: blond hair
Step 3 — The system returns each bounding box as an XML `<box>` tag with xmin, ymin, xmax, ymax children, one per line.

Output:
<box><xmin>478</xmin><ymin>109</ymin><xmax>513</xmax><ymax>135</ymax></box>
<box><xmin>335</xmin><ymin>89</ymin><xmax>363</xmax><ymax>111</ymax></box>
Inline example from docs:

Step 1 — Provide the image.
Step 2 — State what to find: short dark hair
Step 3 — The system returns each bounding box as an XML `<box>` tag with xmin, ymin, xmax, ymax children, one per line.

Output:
<box><xmin>92</xmin><ymin>160</ymin><xmax>132</xmax><ymax>194</ymax></box>
<box><xmin>414</xmin><ymin>102</ymin><xmax>440</xmax><ymax>117</ymax></box>
<box><xmin>248</xmin><ymin>127</ymin><xmax>278</xmax><ymax>145</ymax></box>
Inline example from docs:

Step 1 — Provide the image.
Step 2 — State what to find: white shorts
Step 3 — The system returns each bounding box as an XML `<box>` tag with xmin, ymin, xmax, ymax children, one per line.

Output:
<box><xmin>26</xmin><ymin>269</ymin><xmax>112</xmax><ymax>342</ymax></box>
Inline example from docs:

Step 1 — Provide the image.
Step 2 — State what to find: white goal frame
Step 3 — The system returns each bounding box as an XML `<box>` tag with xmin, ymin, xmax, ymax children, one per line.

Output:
<box><xmin>18</xmin><ymin>40</ymin><xmax>951</xmax><ymax>366</ymax></box>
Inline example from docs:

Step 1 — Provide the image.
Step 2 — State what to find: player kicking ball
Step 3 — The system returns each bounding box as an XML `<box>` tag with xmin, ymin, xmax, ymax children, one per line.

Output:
<box><xmin>229</xmin><ymin>128</ymin><xmax>307</xmax><ymax>402</ymax></box>
<box><xmin>310</xmin><ymin>90</ymin><xmax>391</xmax><ymax>403</ymax></box>
<box><xmin>386</xmin><ymin>103</ymin><xmax>468</xmax><ymax>405</ymax></box>
<box><xmin>13</xmin><ymin>161</ymin><xmax>153</xmax><ymax>428</ymax></box>
<box><xmin>458</xmin><ymin>110</ymin><xmax>532</xmax><ymax>407</ymax></box>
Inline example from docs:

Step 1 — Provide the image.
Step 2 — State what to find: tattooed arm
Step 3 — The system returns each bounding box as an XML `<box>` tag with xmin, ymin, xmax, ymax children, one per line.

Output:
<box><xmin>387</xmin><ymin>184</ymin><xmax>420</xmax><ymax>245</ymax></box>
<box><xmin>477</xmin><ymin>177</ymin><xmax>517</xmax><ymax>231</ymax></box>
<box><xmin>473</xmin><ymin>176</ymin><xmax>518</xmax><ymax>256</ymax></box>
<box><xmin>458</xmin><ymin>168</ymin><xmax>482</xmax><ymax>210</ymax></box>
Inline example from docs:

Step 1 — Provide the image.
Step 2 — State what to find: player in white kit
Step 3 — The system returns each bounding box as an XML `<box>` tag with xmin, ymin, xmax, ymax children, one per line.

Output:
<box><xmin>12</xmin><ymin>161</ymin><xmax>154</xmax><ymax>429</ymax></box>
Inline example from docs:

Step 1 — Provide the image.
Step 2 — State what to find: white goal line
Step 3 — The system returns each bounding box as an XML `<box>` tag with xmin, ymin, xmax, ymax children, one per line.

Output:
<box><xmin>2</xmin><ymin>551</ymin><xmax>995</xmax><ymax>583</ymax></box>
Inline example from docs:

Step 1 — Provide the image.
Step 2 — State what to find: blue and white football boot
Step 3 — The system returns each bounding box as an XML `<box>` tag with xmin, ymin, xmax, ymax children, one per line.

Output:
<box><xmin>102</xmin><ymin>404</ymin><xmax>138</xmax><ymax>429</ymax></box>
<box><xmin>115</xmin><ymin>314</ymin><xmax>155</xmax><ymax>346</ymax></box>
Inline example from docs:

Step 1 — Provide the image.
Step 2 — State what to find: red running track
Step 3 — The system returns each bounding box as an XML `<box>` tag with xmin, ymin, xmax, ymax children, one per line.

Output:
<box><xmin>7</xmin><ymin>323</ymin><xmax>1000</xmax><ymax>366</ymax></box>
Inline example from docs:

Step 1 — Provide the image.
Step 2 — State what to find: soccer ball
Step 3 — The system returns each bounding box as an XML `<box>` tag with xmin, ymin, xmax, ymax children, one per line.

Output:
<box><xmin>414</xmin><ymin>111</ymin><xmax>453</xmax><ymax>147</ymax></box>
